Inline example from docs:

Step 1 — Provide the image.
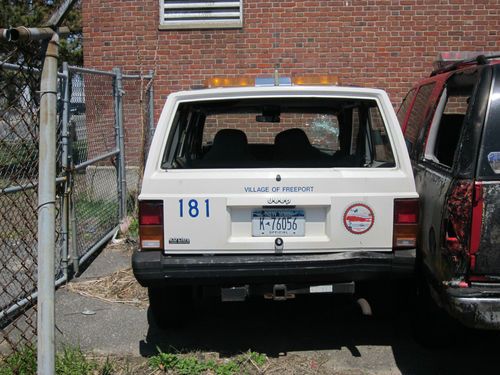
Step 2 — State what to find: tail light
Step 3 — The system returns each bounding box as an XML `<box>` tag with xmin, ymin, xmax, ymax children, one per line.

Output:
<box><xmin>469</xmin><ymin>182</ymin><xmax>484</xmax><ymax>270</ymax></box>
<box><xmin>445</xmin><ymin>180</ymin><xmax>483</xmax><ymax>272</ymax></box>
<box><xmin>139</xmin><ymin>200</ymin><xmax>164</xmax><ymax>250</ymax></box>
<box><xmin>393</xmin><ymin>198</ymin><xmax>419</xmax><ymax>250</ymax></box>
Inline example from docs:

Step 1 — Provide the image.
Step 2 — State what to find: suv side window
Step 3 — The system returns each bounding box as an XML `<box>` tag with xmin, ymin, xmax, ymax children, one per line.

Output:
<box><xmin>478</xmin><ymin>66</ymin><xmax>500</xmax><ymax>180</ymax></box>
<box><xmin>423</xmin><ymin>70</ymin><xmax>478</xmax><ymax>170</ymax></box>
<box><xmin>369</xmin><ymin>106</ymin><xmax>394</xmax><ymax>163</ymax></box>
<box><xmin>424</xmin><ymin>91</ymin><xmax>468</xmax><ymax>168</ymax></box>
<box><xmin>404</xmin><ymin>83</ymin><xmax>435</xmax><ymax>158</ymax></box>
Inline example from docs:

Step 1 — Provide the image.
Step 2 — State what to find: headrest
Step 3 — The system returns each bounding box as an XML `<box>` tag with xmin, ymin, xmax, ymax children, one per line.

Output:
<box><xmin>212</xmin><ymin>129</ymin><xmax>248</xmax><ymax>148</ymax></box>
<box><xmin>274</xmin><ymin>128</ymin><xmax>312</xmax><ymax>149</ymax></box>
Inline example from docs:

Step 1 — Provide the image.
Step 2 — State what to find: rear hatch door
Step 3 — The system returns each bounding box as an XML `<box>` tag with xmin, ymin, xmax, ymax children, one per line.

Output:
<box><xmin>142</xmin><ymin>168</ymin><xmax>417</xmax><ymax>254</ymax></box>
<box><xmin>473</xmin><ymin>65</ymin><xmax>500</xmax><ymax>275</ymax></box>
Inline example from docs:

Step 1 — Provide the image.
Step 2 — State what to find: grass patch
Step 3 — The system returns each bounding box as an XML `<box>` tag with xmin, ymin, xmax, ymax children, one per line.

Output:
<box><xmin>149</xmin><ymin>348</ymin><xmax>268</xmax><ymax>375</ymax></box>
<box><xmin>1</xmin><ymin>346</ymin><xmax>268</xmax><ymax>375</ymax></box>
<box><xmin>72</xmin><ymin>140</ymin><xmax>88</xmax><ymax>166</ymax></box>
<box><xmin>75</xmin><ymin>198</ymin><xmax>119</xmax><ymax>231</ymax></box>
<box><xmin>0</xmin><ymin>345</ymin><xmax>36</xmax><ymax>375</ymax></box>
<box><xmin>55</xmin><ymin>347</ymin><xmax>98</xmax><ymax>375</ymax></box>
<box><xmin>127</xmin><ymin>216</ymin><xmax>139</xmax><ymax>239</ymax></box>
<box><xmin>0</xmin><ymin>345</ymin><xmax>115</xmax><ymax>375</ymax></box>
<box><xmin>0</xmin><ymin>140</ymin><xmax>38</xmax><ymax>168</ymax></box>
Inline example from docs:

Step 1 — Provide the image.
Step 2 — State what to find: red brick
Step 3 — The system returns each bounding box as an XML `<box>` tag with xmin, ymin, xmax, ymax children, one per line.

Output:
<box><xmin>82</xmin><ymin>0</ymin><xmax>500</xmax><ymax>165</ymax></box>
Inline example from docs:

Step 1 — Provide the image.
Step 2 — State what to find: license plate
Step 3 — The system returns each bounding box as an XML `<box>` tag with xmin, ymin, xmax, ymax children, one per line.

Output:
<box><xmin>252</xmin><ymin>209</ymin><xmax>305</xmax><ymax>237</ymax></box>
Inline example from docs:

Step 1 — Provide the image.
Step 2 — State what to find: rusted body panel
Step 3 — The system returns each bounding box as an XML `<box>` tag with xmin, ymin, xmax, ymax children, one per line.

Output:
<box><xmin>443</xmin><ymin>180</ymin><xmax>473</xmax><ymax>276</ymax></box>
<box><xmin>474</xmin><ymin>65</ymin><xmax>500</xmax><ymax>275</ymax></box>
<box><xmin>475</xmin><ymin>183</ymin><xmax>500</xmax><ymax>275</ymax></box>
<box><xmin>447</xmin><ymin>295</ymin><xmax>500</xmax><ymax>329</ymax></box>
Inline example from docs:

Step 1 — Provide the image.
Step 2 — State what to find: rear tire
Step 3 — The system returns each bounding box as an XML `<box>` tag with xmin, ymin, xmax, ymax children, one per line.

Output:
<box><xmin>147</xmin><ymin>286</ymin><xmax>192</xmax><ymax>330</ymax></box>
<box><xmin>356</xmin><ymin>280</ymin><xmax>414</xmax><ymax>318</ymax></box>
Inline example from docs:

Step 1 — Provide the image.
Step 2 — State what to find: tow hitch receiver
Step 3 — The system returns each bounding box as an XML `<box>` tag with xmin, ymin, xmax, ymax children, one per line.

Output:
<box><xmin>264</xmin><ymin>284</ymin><xmax>295</xmax><ymax>301</ymax></box>
<box><xmin>265</xmin><ymin>282</ymin><xmax>355</xmax><ymax>300</ymax></box>
<box><xmin>221</xmin><ymin>282</ymin><xmax>356</xmax><ymax>302</ymax></box>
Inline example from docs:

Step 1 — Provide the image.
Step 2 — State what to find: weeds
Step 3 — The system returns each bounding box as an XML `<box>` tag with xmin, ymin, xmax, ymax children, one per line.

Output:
<box><xmin>0</xmin><ymin>345</ymin><xmax>36</xmax><ymax>375</ymax></box>
<box><xmin>0</xmin><ymin>346</ymin><xmax>268</xmax><ymax>374</ymax></box>
<box><xmin>0</xmin><ymin>345</ymin><xmax>110</xmax><ymax>375</ymax></box>
<box><xmin>148</xmin><ymin>348</ymin><xmax>268</xmax><ymax>375</ymax></box>
<box><xmin>55</xmin><ymin>347</ymin><xmax>97</xmax><ymax>375</ymax></box>
<box><xmin>127</xmin><ymin>216</ymin><xmax>139</xmax><ymax>239</ymax></box>
<box><xmin>248</xmin><ymin>351</ymin><xmax>267</xmax><ymax>367</ymax></box>
<box><xmin>75</xmin><ymin>198</ymin><xmax>118</xmax><ymax>229</ymax></box>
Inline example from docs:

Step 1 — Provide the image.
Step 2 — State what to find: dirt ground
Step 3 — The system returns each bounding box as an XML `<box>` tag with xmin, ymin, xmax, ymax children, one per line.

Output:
<box><xmin>54</xmin><ymin>239</ymin><xmax>500</xmax><ymax>375</ymax></box>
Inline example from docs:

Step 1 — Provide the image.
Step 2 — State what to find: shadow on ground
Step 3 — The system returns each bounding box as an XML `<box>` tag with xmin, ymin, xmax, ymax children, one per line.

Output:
<box><xmin>139</xmin><ymin>293</ymin><xmax>500</xmax><ymax>375</ymax></box>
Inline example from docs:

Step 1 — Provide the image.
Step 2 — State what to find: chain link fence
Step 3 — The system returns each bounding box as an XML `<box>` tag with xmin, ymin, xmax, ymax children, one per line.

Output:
<box><xmin>0</xmin><ymin>39</ymin><xmax>153</xmax><ymax>356</ymax></box>
<box><xmin>66</xmin><ymin>68</ymin><xmax>120</xmax><ymax>273</ymax></box>
<box><xmin>122</xmin><ymin>74</ymin><xmax>154</xmax><ymax>215</ymax></box>
<box><xmin>0</xmin><ymin>38</ymin><xmax>45</xmax><ymax>354</ymax></box>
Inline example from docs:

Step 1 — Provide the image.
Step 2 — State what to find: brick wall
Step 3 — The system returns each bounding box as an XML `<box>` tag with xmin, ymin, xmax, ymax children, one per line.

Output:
<box><xmin>82</xmin><ymin>0</ymin><xmax>500</xmax><ymax>164</ymax></box>
<box><xmin>121</xmin><ymin>78</ymin><xmax>149</xmax><ymax>168</ymax></box>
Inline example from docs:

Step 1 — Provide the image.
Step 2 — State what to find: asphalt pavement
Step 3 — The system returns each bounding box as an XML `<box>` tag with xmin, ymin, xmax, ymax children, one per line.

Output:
<box><xmin>54</xmin><ymin>242</ymin><xmax>500</xmax><ymax>374</ymax></box>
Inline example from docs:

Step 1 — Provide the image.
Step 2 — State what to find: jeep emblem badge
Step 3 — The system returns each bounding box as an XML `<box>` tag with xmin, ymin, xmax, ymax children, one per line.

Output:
<box><xmin>267</xmin><ymin>198</ymin><xmax>291</xmax><ymax>205</ymax></box>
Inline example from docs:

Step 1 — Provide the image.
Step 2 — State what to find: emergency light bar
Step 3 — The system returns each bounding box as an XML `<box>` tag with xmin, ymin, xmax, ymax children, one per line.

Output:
<box><xmin>433</xmin><ymin>51</ymin><xmax>500</xmax><ymax>70</ymax></box>
<box><xmin>293</xmin><ymin>75</ymin><xmax>339</xmax><ymax>86</ymax></box>
<box><xmin>204</xmin><ymin>75</ymin><xmax>339</xmax><ymax>88</ymax></box>
<box><xmin>255</xmin><ymin>76</ymin><xmax>292</xmax><ymax>86</ymax></box>
<box><xmin>205</xmin><ymin>77</ymin><xmax>253</xmax><ymax>88</ymax></box>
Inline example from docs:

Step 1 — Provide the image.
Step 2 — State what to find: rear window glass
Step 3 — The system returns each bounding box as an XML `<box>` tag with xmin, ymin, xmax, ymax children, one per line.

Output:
<box><xmin>397</xmin><ymin>88</ymin><xmax>416</xmax><ymax>126</ymax></box>
<box><xmin>404</xmin><ymin>83</ymin><xmax>435</xmax><ymax>158</ymax></box>
<box><xmin>203</xmin><ymin>113</ymin><xmax>340</xmax><ymax>152</ymax></box>
<box><xmin>162</xmin><ymin>97</ymin><xmax>395</xmax><ymax>169</ymax></box>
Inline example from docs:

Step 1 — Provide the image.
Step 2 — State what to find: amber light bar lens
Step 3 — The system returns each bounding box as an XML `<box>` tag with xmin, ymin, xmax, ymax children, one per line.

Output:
<box><xmin>292</xmin><ymin>75</ymin><xmax>339</xmax><ymax>86</ymax></box>
<box><xmin>205</xmin><ymin>77</ymin><xmax>252</xmax><ymax>88</ymax></box>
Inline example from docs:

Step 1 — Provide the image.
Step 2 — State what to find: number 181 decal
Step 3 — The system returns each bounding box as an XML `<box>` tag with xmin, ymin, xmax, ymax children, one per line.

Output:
<box><xmin>179</xmin><ymin>199</ymin><xmax>210</xmax><ymax>218</ymax></box>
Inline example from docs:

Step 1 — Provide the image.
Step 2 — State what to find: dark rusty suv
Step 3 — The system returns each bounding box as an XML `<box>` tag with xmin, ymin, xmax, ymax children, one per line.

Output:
<box><xmin>397</xmin><ymin>53</ymin><xmax>500</xmax><ymax>335</ymax></box>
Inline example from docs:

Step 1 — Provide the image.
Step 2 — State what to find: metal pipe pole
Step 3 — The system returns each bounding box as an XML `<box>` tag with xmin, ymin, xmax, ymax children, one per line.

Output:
<box><xmin>37</xmin><ymin>32</ymin><xmax>59</xmax><ymax>375</ymax></box>
<box><xmin>118</xmin><ymin>70</ymin><xmax>127</xmax><ymax>219</ymax></box>
<box><xmin>148</xmin><ymin>71</ymin><xmax>155</xmax><ymax>152</ymax></box>
<box><xmin>2</xmin><ymin>26</ymin><xmax>69</xmax><ymax>41</ymax></box>
<box><xmin>113</xmin><ymin>69</ymin><xmax>122</xmax><ymax>219</ymax></box>
<box><xmin>70</xmin><ymin>194</ymin><xmax>79</xmax><ymax>275</ymax></box>
<box><xmin>61</xmin><ymin>62</ymin><xmax>70</xmax><ymax>279</ymax></box>
<box><xmin>113</xmin><ymin>67</ymin><xmax>127</xmax><ymax>220</ymax></box>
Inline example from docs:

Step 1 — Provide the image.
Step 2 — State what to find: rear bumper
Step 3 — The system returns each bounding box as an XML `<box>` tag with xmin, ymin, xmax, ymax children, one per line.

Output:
<box><xmin>132</xmin><ymin>249</ymin><xmax>415</xmax><ymax>287</ymax></box>
<box><xmin>444</xmin><ymin>285</ymin><xmax>500</xmax><ymax>330</ymax></box>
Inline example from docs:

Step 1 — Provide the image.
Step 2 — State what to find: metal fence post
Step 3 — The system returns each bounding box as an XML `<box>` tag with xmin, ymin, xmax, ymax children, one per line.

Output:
<box><xmin>113</xmin><ymin>67</ymin><xmax>126</xmax><ymax>219</ymax></box>
<box><xmin>37</xmin><ymin>33</ymin><xmax>59</xmax><ymax>375</ymax></box>
<box><xmin>70</xmin><ymin>189</ymin><xmax>79</xmax><ymax>275</ymax></box>
<box><xmin>61</xmin><ymin>62</ymin><xmax>70</xmax><ymax>279</ymax></box>
<box><xmin>148</xmin><ymin>70</ymin><xmax>155</xmax><ymax>150</ymax></box>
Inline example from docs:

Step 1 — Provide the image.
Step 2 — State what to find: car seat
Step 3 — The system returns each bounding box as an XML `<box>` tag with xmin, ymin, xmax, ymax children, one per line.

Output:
<box><xmin>274</xmin><ymin>128</ymin><xmax>323</xmax><ymax>161</ymax></box>
<box><xmin>202</xmin><ymin>129</ymin><xmax>255</xmax><ymax>162</ymax></box>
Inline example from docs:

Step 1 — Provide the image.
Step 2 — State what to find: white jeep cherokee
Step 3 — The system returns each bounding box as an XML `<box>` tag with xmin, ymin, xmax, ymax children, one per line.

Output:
<box><xmin>132</xmin><ymin>77</ymin><xmax>419</xmax><ymax>327</ymax></box>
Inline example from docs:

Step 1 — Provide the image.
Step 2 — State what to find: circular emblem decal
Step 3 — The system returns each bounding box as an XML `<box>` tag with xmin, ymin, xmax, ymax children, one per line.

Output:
<box><xmin>343</xmin><ymin>204</ymin><xmax>375</xmax><ymax>234</ymax></box>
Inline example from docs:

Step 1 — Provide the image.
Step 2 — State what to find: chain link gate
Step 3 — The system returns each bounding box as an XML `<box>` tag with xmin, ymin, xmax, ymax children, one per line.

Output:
<box><xmin>64</xmin><ymin>66</ymin><xmax>122</xmax><ymax>274</ymax></box>
<box><xmin>1</xmin><ymin>42</ymin><xmax>153</xmax><ymax>356</ymax></box>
